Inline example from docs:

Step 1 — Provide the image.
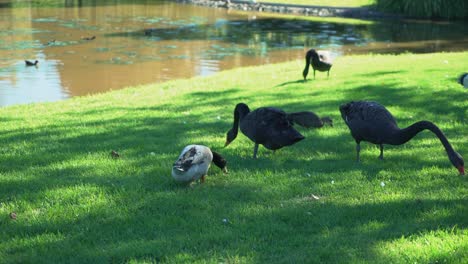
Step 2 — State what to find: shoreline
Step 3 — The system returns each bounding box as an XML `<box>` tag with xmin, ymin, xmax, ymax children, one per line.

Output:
<box><xmin>175</xmin><ymin>0</ymin><xmax>401</xmax><ymax>19</ymax></box>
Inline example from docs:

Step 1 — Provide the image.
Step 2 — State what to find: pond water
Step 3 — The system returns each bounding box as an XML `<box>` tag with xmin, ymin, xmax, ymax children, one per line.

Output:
<box><xmin>1</xmin><ymin>0</ymin><xmax>467</xmax><ymax>107</ymax></box>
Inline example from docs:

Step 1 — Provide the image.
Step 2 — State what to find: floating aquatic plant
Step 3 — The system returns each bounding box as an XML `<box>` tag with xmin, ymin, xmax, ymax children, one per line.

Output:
<box><xmin>168</xmin><ymin>55</ymin><xmax>189</xmax><ymax>60</ymax></box>
<box><xmin>120</xmin><ymin>51</ymin><xmax>138</xmax><ymax>57</ymax></box>
<box><xmin>32</xmin><ymin>17</ymin><xmax>59</xmax><ymax>23</ymax></box>
<box><xmin>95</xmin><ymin>47</ymin><xmax>110</xmax><ymax>52</ymax></box>
<box><xmin>0</xmin><ymin>40</ymin><xmax>42</xmax><ymax>50</ymax></box>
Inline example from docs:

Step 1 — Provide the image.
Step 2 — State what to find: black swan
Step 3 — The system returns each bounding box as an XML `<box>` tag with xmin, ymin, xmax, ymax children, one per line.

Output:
<box><xmin>172</xmin><ymin>145</ymin><xmax>228</xmax><ymax>183</ymax></box>
<box><xmin>25</xmin><ymin>60</ymin><xmax>38</xmax><ymax>66</ymax></box>
<box><xmin>339</xmin><ymin>101</ymin><xmax>464</xmax><ymax>175</ymax></box>
<box><xmin>459</xmin><ymin>73</ymin><xmax>467</xmax><ymax>88</ymax></box>
<box><xmin>287</xmin><ymin>111</ymin><xmax>333</xmax><ymax>128</ymax></box>
<box><xmin>225</xmin><ymin>103</ymin><xmax>319</xmax><ymax>158</ymax></box>
<box><xmin>302</xmin><ymin>49</ymin><xmax>332</xmax><ymax>80</ymax></box>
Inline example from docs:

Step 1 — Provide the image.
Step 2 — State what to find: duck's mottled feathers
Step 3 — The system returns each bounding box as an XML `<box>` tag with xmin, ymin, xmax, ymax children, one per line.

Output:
<box><xmin>173</xmin><ymin>146</ymin><xmax>205</xmax><ymax>172</ymax></box>
<box><xmin>172</xmin><ymin>145</ymin><xmax>227</xmax><ymax>183</ymax></box>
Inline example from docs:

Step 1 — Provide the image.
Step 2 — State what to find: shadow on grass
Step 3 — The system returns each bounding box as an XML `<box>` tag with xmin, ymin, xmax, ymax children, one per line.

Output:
<box><xmin>4</xmin><ymin>190</ymin><xmax>466</xmax><ymax>262</ymax></box>
<box><xmin>0</xmin><ymin>70</ymin><xmax>466</xmax><ymax>261</ymax></box>
<box><xmin>275</xmin><ymin>79</ymin><xmax>306</xmax><ymax>87</ymax></box>
<box><xmin>358</xmin><ymin>70</ymin><xmax>407</xmax><ymax>77</ymax></box>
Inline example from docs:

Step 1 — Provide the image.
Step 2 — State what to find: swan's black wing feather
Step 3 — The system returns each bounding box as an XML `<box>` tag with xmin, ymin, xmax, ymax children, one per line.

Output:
<box><xmin>340</xmin><ymin>101</ymin><xmax>399</xmax><ymax>144</ymax></box>
<box><xmin>287</xmin><ymin>111</ymin><xmax>322</xmax><ymax>128</ymax></box>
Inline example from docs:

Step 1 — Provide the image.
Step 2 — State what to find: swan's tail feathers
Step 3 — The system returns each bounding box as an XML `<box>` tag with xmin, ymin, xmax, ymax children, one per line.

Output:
<box><xmin>287</xmin><ymin>111</ymin><xmax>322</xmax><ymax>128</ymax></box>
<box><xmin>459</xmin><ymin>73</ymin><xmax>468</xmax><ymax>87</ymax></box>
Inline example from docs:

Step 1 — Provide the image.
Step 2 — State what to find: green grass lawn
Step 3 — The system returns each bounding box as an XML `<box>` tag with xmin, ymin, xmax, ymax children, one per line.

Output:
<box><xmin>257</xmin><ymin>0</ymin><xmax>376</xmax><ymax>8</ymax></box>
<box><xmin>0</xmin><ymin>52</ymin><xmax>467</xmax><ymax>263</ymax></box>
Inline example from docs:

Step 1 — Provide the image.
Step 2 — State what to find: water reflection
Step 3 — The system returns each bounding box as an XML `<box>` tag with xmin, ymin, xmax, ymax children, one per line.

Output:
<box><xmin>0</xmin><ymin>1</ymin><xmax>467</xmax><ymax>107</ymax></box>
<box><xmin>0</xmin><ymin>57</ymin><xmax>67</xmax><ymax>106</ymax></box>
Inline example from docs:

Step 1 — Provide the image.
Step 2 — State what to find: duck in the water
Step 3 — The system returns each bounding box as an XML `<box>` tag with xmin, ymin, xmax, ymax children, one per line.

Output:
<box><xmin>172</xmin><ymin>145</ymin><xmax>228</xmax><ymax>184</ymax></box>
<box><xmin>25</xmin><ymin>60</ymin><xmax>38</xmax><ymax>66</ymax></box>
<box><xmin>81</xmin><ymin>35</ymin><xmax>96</xmax><ymax>41</ymax></box>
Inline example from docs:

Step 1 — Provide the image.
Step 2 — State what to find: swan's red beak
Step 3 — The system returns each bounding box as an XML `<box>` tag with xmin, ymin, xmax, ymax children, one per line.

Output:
<box><xmin>458</xmin><ymin>166</ymin><xmax>464</xmax><ymax>175</ymax></box>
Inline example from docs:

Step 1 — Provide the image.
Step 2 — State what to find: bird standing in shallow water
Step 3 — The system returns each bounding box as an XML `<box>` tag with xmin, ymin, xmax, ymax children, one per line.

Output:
<box><xmin>172</xmin><ymin>145</ymin><xmax>228</xmax><ymax>184</ymax></box>
<box><xmin>25</xmin><ymin>60</ymin><xmax>38</xmax><ymax>66</ymax></box>
<box><xmin>339</xmin><ymin>101</ymin><xmax>464</xmax><ymax>175</ymax></box>
<box><xmin>303</xmin><ymin>49</ymin><xmax>332</xmax><ymax>80</ymax></box>
<box><xmin>225</xmin><ymin>103</ymin><xmax>323</xmax><ymax>158</ymax></box>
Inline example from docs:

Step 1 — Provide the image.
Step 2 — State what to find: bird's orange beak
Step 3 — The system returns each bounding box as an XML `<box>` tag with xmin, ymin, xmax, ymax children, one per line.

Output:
<box><xmin>458</xmin><ymin>166</ymin><xmax>465</xmax><ymax>175</ymax></box>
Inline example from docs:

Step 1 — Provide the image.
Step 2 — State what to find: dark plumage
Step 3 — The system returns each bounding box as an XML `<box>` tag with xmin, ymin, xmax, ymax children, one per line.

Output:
<box><xmin>81</xmin><ymin>36</ymin><xmax>96</xmax><ymax>41</ymax></box>
<box><xmin>25</xmin><ymin>60</ymin><xmax>38</xmax><ymax>66</ymax></box>
<box><xmin>110</xmin><ymin>150</ymin><xmax>120</xmax><ymax>158</ymax></box>
<box><xmin>339</xmin><ymin>101</ymin><xmax>464</xmax><ymax>175</ymax></box>
<box><xmin>459</xmin><ymin>73</ymin><xmax>468</xmax><ymax>88</ymax></box>
<box><xmin>287</xmin><ymin>111</ymin><xmax>333</xmax><ymax>128</ymax></box>
<box><xmin>172</xmin><ymin>145</ymin><xmax>228</xmax><ymax>183</ymax></box>
<box><xmin>225</xmin><ymin>103</ymin><xmax>318</xmax><ymax>158</ymax></box>
<box><xmin>302</xmin><ymin>49</ymin><xmax>332</xmax><ymax>80</ymax></box>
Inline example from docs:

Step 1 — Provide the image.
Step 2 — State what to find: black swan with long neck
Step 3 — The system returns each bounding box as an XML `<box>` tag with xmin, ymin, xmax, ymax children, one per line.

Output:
<box><xmin>225</xmin><ymin>103</ymin><xmax>320</xmax><ymax>158</ymax></box>
<box><xmin>302</xmin><ymin>49</ymin><xmax>332</xmax><ymax>80</ymax></box>
<box><xmin>339</xmin><ymin>101</ymin><xmax>464</xmax><ymax>175</ymax></box>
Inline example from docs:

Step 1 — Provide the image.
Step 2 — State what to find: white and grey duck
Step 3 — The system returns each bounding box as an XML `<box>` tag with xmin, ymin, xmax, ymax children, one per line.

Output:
<box><xmin>172</xmin><ymin>145</ymin><xmax>228</xmax><ymax>184</ymax></box>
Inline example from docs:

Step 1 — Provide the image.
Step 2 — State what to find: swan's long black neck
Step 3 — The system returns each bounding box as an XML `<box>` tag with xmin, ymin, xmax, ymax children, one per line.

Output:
<box><xmin>303</xmin><ymin>50</ymin><xmax>319</xmax><ymax>76</ymax></box>
<box><xmin>303</xmin><ymin>51</ymin><xmax>311</xmax><ymax>73</ymax></box>
<box><xmin>390</xmin><ymin>121</ymin><xmax>456</xmax><ymax>155</ymax></box>
<box><xmin>229</xmin><ymin>103</ymin><xmax>250</xmax><ymax>140</ymax></box>
<box><xmin>307</xmin><ymin>49</ymin><xmax>320</xmax><ymax>63</ymax></box>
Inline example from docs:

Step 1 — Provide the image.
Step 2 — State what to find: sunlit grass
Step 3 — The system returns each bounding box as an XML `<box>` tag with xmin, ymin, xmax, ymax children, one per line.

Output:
<box><xmin>257</xmin><ymin>0</ymin><xmax>376</xmax><ymax>7</ymax></box>
<box><xmin>232</xmin><ymin>9</ymin><xmax>374</xmax><ymax>25</ymax></box>
<box><xmin>0</xmin><ymin>52</ymin><xmax>467</xmax><ymax>262</ymax></box>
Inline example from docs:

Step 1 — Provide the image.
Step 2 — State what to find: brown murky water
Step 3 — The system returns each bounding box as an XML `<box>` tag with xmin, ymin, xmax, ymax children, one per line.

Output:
<box><xmin>1</xmin><ymin>1</ymin><xmax>467</xmax><ymax>107</ymax></box>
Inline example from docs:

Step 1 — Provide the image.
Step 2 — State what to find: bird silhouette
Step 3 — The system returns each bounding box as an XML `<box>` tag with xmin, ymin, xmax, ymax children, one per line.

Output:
<box><xmin>81</xmin><ymin>36</ymin><xmax>96</xmax><ymax>41</ymax></box>
<box><xmin>172</xmin><ymin>145</ymin><xmax>228</xmax><ymax>183</ymax></box>
<box><xmin>302</xmin><ymin>49</ymin><xmax>332</xmax><ymax>80</ymax></box>
<box><xmin>287</xmin><ymin>111</ymin><xmax>333</xmax><ymax>128</ymax></box>
<box><xmin>25</xmin><ymin>60</ymin><xmax>38</xmax><ymax>66</ymax></box>
<box><xmin>339</xmin><ymin>101</ymin><xmax>464</xmax><ymax>175</ymax></box>
<box><xmin>225</xmin><ymin>103</ymin><xmax>320</xmax><ymax>158</ymax></box>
